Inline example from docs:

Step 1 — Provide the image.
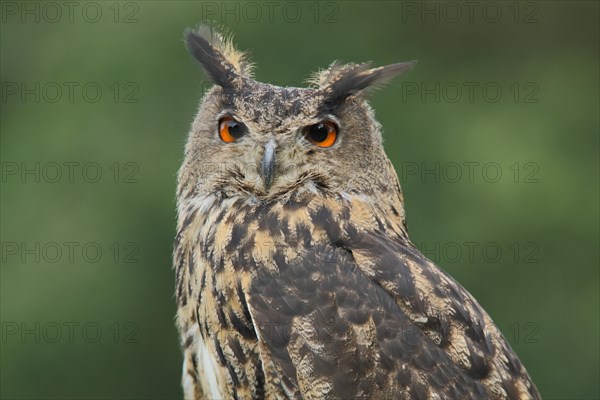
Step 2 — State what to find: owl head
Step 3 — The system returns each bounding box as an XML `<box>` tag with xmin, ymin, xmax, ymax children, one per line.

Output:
<box><xmin>178</xmin><ymin>25</ymin><xmax>415</xmax><ymax>206</ymax></box>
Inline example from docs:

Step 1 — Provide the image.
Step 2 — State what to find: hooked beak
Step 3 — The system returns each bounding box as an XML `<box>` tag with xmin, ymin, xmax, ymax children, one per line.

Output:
<box><xmin>260</xmin><ymin>139</ymin><xmax>276</xmax><ymax>191</ymax></box>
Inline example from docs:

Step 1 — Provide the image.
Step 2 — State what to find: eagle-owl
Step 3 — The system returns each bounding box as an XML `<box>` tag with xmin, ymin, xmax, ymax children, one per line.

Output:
<box><xmin>174</xmin><ymin>25</ymin><xmax>540</xmax><ymax>400</ymax></box>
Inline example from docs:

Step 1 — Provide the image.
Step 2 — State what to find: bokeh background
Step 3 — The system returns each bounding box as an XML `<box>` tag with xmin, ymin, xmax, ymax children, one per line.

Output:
<box><xmin>1</xmin><ymin>1</ymin><xmax>598</xmax><ymax>399</ymax></box>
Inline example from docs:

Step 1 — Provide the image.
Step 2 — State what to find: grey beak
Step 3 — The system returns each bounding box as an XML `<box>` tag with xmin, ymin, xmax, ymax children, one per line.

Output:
<box><xmin>261</xmin><ymin>139</ymin><xmax>276</xmax><ymax>190</ymax></box>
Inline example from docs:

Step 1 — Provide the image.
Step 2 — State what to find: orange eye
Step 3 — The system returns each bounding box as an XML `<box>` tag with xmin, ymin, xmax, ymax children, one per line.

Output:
<box><xmin>304</xmin><ymin>120</ymin><xmax>338</xmax><ymax>148</ymax></box>
<box><xmin>218</xmin><ymin>116</ymin><xmax>246</xmax><ymax>143</ymax></box>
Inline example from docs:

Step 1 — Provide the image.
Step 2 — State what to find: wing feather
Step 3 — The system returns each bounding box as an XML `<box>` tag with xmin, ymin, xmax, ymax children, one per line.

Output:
<box><xmin>246</xmin><ymin>242</ymin><xmax>495</xmax><ymax>399</ymax></box>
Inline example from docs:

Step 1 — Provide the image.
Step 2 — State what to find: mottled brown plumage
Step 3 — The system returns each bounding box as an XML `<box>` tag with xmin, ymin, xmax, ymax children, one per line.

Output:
<box><xmin>174</xmin><ymin>25</ymin><xmax>540</xmax><ymax>399</ymax></box>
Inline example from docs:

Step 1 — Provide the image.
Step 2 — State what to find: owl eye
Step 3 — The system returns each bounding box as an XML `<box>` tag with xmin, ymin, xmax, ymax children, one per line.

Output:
<box><xmin>218</xmin><ymin>116</ymin><xmax>246</xmax><ymax>143</ymax></box>
<box><xmin>304</xmin><ymin>120</ymin><xmax>338</xmax><ymax>148</ymax></box>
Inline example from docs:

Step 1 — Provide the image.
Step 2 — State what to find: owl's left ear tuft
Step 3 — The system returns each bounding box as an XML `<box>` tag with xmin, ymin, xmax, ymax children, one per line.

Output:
<box><xmin>316</xmin><ymin>60</ymin><xmax>416</xmax><ymax>110</ymax></box>
<box><xmin>184</xmin><ymin>24</ymin><xmax>254</xmax><ymax>88</ymax></box>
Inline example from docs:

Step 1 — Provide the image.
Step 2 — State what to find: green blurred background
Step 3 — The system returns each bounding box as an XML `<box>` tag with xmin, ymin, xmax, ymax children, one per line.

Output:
<box><xmin>1</xmin><ymin>1</ymin><xmax>598</xmax><ymax>399</ymax></box>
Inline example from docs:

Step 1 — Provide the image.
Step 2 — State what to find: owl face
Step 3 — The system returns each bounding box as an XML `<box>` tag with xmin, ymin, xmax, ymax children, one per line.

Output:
<box><xmin>180</xmin><ymin>26</ymin><xmax>415</xmax><ymax>204</ymax></box>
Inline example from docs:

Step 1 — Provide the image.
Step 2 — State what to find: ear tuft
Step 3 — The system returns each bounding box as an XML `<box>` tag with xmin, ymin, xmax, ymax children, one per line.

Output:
<box><xmin>316</xmin><ymin>60</ymin><xmax>416</xmax><ymax>110</ymax></box>
<box><xmin>184</xmin><ymin>24</ymin><xmax>254</xmax><ymax>88</ymax></box>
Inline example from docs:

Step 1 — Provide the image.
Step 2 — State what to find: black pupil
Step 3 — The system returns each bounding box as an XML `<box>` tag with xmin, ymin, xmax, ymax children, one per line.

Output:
<box><xmin>227</xmin><ymin>121</ymin><xmax>243</xmax><ymax>139</ymax></box>
<box><xmin>309</xmin><ymin>123</ymin><xmax>329</xmax><ymax>142</ymax></box>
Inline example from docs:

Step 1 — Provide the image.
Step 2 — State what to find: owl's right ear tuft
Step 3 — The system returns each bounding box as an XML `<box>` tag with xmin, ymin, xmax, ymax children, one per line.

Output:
<box><xmin>184</xmin><ymin>24</ymin><xmax>254</xmax><ymax>89</ymax></box>
<box><xmin>314</xmin><ymin>60</ymin><xmax>416</xmax><ymax>112</ymax></box>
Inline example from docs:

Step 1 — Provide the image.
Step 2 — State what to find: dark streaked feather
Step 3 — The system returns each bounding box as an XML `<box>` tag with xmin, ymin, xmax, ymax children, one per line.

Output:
<box><xmin>246</xmin><ymin>244</ymin><xmax>487</xmax><ymax>398</ymax></box>
<box><xmin>319</xmin><ymin>61</ymin><xmax>416</xmax><ymax>113</ymax></box>
<box><xmin>184</xmin><ymin>28</ymin><xmax>237</xmax><ymax>89</ymax></box>
<box><xmin>243</xmin><ymin>206</ymin><xmax>541</xmax><ymax>399</ymax></box>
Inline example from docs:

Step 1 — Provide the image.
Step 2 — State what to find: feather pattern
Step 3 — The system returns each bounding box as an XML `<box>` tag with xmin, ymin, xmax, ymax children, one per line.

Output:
<box><xmin>175</xmin><ymin>194</ymin><xmax>540</xmax><ymax>399</ymax></box>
